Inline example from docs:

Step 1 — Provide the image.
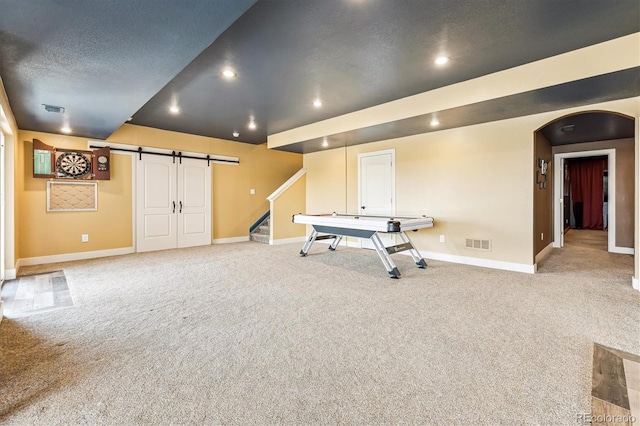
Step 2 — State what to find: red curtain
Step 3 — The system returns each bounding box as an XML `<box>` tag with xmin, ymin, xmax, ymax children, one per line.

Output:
<box><xmin>568</xmin><ymin>157</ymin><xmax>607</xmax><ymax>230</ymax></box>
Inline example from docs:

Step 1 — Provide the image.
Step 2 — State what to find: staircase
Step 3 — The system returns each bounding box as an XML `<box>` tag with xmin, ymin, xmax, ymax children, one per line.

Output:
<box><xmin>250</xmin><ymin>214</ymin><xmax>270</xmax><ymax>244</ymax></box>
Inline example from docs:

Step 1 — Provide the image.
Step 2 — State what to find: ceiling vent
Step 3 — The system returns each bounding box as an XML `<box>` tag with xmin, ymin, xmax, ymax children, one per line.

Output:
<box><xmin>560</xmin><ymin>124</ymin><xmax>575</xmax><ymax>132</ymax></box>
<box><xmin>465</xmin><ymin>238</ymin><xmax>491</xmax><ymax>251</ymax></box>
<box><xmin>42</xmin><ymin>104</ymin><xmax>65</xmax><ymax>114</ymax></box>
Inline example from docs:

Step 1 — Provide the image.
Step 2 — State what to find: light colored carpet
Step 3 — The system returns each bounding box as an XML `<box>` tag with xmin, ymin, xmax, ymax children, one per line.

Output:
<box><xmin>0</xmin><ymin>230</ymin><xmax>638</xmax><ymax>425</ymax></box>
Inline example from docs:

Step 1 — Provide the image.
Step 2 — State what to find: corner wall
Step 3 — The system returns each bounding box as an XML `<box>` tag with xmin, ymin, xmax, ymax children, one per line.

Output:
<box><xmin>108</xmin><ymin>124</ymin><xmax>302</xmax><ymax>241</ymax></box>
<box><xmin>15</xmin><ymin>125</ymin><xmax>302</xmax><ymax>263</ymax></box>
<box><xmin>534</xmin><ymin>132</ymin><xmax>553</xmax><ymax>259</ymax></box>
<box><xmin>0</xmin><ymin>76</ymin><xmax>19</xmax><ymax>278</ymax></box>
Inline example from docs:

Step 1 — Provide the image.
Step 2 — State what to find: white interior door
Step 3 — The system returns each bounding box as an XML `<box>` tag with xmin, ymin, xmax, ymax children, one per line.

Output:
<box><xmin>136</xmin><ymin>155</ymin><xmax>177</xmax><ymax>252</ymax></box>
<box><xmin>358</xmin><ymin>150</ymin><xmax>395</xmax><ymax>248</ymax></box>
<box><xmin>177</xmin><ymin>158</ymin><xmax>211</xmax><ymax>248</ymax></box>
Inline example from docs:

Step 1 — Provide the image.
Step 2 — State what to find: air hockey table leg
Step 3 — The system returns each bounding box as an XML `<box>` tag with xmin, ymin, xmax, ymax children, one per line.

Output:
<box><xmin>300</xmin><ymin>229</ymin><xmax>319</xmax><ymax>256</ymax></box>
<box><xmin>328</xmin><ymin>235</ymin><xmax>343</xmax><ymax>251</ymax></box>
<box><xmin>370</xmin><ymin>233</ymin><xmax>401</xmax><ymax>278</ymax></box>
<box><xmin>399</xmin><ymin>231</ymin><xmax>428</xmax><ymax>268</ymax></box>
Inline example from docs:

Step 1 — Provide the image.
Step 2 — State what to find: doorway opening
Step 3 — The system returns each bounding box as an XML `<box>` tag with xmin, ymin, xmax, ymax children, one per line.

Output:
<box><xmin>538</xmin><ymin>110</ymin><xmax>635</xmax><ymax>256</ymax></box>
<box><xmin>558</xmin><ymin>153</ymin><xmax>611</xmax><ymax>252</ymax></box>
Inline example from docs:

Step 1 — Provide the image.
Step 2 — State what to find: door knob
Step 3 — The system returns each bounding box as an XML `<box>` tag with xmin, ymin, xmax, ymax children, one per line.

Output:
<box><xmin>361</xmin><ymin>206</ymin><xmax>366</xmax><ymax>210</ymax></box>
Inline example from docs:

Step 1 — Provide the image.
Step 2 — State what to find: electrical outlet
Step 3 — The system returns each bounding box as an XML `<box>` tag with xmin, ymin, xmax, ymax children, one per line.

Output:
<box><xmin>250</xmin><ymin>188</ymin><xmax>256</xmax><ymax>195</ymax></box>
<box><xmin>81</xmin><ymin>234</ymin><xmax>89</xmax><ymax>243</ymax></box>
<box><xmin>439</xmin><ymin>235</ymin><xmax>445</xmax><ymax>243</ymax></box>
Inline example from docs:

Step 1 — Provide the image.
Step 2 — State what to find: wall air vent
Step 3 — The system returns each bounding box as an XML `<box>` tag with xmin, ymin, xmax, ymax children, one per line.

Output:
<box><xmin>465</xmin><ymin>238</ymin><xmax>491</xmax><ymax>251</ymax></box>
<box><xmin>42</xmin><ymin>104</ymin><xmax>65</xmax><ymax>113</ymax></box>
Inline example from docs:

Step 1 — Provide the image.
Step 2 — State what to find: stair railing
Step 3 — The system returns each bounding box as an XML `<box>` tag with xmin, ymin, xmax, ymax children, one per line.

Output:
<box><xmin>249</xmin><ymin>210</ymin><xmax>270</xmax><ymax>234</ymax></box>
<box><xmin>265</xmin><ymin>167</ymin><xmax>307</xmax><ymax>244</ymax></box>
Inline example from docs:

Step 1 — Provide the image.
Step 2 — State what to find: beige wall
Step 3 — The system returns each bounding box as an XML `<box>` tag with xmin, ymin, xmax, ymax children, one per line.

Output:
<box><xmin>533</xmin><ymin>132</ymin><xmax>553</xmax><ymax>257</ymax></box>
<box><xmin>17</xmin><ymin>131</ymin><xmax>132</xmax><ymax>259</ymax></box>
<box><xmin>14</xmin><ymin>124</ymin><xmax>302</xmax><ymax>261</ymax></box>
<box><xmin>304</xmin><ymin>148</ymin><xmax>348</xmax><ymax>214</ymax></box>
<box><xmin>553</xmin><ymin>137</ymin><xmax>635</xmax><ymax>248</ymax></box>
<box><xmin>303</xmin><ymin>98</ymin><xmax>639</xmax><ymax>268</ymax></box>
<box><xmin>306</xmin><ymin>119</ymin><xmax>534</xmax><ymax>265</ymax></box>
<box><xmin>272</xmin><ymin>174</ymin><xmax>306</xmax><ymax>241</ymax></box>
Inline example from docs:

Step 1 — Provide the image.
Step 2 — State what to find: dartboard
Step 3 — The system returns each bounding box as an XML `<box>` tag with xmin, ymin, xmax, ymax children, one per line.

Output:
<box><xmin>56</xmin><ymin>152</ymin><xmax>91</xmax><ymax>177</ymax></box>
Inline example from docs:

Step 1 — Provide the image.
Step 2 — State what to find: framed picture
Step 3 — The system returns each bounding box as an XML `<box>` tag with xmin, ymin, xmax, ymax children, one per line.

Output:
<box><xmin>47</xmin><ymin>181</ymin><xmax>98</xmax><ymax>212</ymax></box>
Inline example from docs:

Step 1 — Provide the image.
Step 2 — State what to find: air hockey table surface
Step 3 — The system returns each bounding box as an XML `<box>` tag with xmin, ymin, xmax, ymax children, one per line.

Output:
<box><xmin>292</xmin><ymin>213</ymin><xmax>433</xmax><ymax>233</ymax></box>
<box><xmin>292</xmin><ymin>213</ymin><xmax>434</xmax><ymax>278</ymax></box>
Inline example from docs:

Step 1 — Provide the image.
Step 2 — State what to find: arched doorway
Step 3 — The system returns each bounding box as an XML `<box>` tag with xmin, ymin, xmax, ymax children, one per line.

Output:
<box><xmin>534</xmin><ymin>111</ymin><xmax>635</xmax><ymax>259</ymax></box>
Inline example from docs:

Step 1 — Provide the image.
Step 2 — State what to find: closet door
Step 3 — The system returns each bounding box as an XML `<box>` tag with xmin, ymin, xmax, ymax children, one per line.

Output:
<box><xmin>177</xmin><ymin>158</ymin><xmax>211</xmax><ymax>248</ymax></box>
<box><xmin>136</xmin><ymin>156</ymin><xmax>177</xmax><ymax>252</ymax></box>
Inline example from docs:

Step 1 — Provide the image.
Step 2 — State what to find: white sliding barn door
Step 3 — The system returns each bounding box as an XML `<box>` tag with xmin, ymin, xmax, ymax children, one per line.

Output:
<box><xmin>177</xmin><ymin>158</ymin><xmax>211</xmax><ymax>248</ymax></box>
<box><xmin>137</xmin><ymin>156</ymin><xmax>211</xmax><ymax>252</ymax></box>
<box><xmin>136</xmin><ymin>156</ymin><xmax>177</xmax><ymax>252</ymax></box>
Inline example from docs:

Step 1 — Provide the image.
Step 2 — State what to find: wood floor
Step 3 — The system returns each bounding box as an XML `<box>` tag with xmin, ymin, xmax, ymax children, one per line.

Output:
<box><xmin>564</xmin><ymin>228</ymin><xmax>608</xmax><ymax>251</ymax></box>
<box><xmin>591</xmin><ymin>344</ymin><xmax>640</xmax><ymax>425</ymax></box>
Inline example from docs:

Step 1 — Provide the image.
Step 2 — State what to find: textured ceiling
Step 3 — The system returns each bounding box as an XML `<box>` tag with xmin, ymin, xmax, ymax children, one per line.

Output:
<box><xmin>0</xmin><ymin>0</ymin><xmax>638</xmax><ymax>152</ymax></box>
<box><xmin>0</xmin><ymin>0</ymin><xmax>257</xmax><ymax>139</ymax></box>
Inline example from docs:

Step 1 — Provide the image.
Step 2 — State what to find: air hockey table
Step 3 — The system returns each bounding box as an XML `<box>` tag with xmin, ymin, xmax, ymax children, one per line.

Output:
<box><xmin>292</xmin><ymin>213</ymin><xmax>434</xmax><ymax>278</ymax></box>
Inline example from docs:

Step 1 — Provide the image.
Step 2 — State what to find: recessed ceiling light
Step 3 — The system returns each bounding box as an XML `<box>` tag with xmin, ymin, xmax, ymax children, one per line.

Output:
<box><xmin>169</xmin><ymin>105</ymin><xmax>180</xmax><ymax>114</ymax></box>
<box><xmin>61</xmin><ymin>125</ymin><xmax>72</xmax><ymax>134</ymax></box>
<box><xmin>248</xmin><ymin>121</ymin><xmax>257</xmax><ymax>130</ymax></box>
<box><xmin>313</xmin><ymin>99</ymin><xmax>323</xmax><ymax>108</ymax></box>
<box><xmin>233</xmin><ymin>131</ymin><xmax>240</xmax><ymax>137</ymax></box>
<box><xmin>322</xmin><ymin>138</ymin><xmax>329</xmax><ymax>148</ymax></box>
<box><xmin>434</xmin><ymin>56</ymin><xmax>450</xmax><ymax>65</ymax></box>
<box><xmin>222</xmin><ymin>69</ymin><xmax>237</xmax><ymax>79</ymax></box>
<box><xmin>430</xmin><ymin>118</ymin><xmax>440</xmax><ymax>127</ymax></box>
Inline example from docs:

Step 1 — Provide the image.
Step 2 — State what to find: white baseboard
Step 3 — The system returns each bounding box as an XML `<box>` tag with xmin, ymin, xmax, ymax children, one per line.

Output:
<box><xmin>211</xmin><ymin>236</ymin><xmax>250</xmax><ymax>244</ymax></box>
<box><xmin>611</xmin><ymin>246</ymin><xmax>634</xmax><ymax>255</ymax></box>
<box><xmin>633</xmin><ymin>277</ymin><xmax>639</xmax><ymax>291</ymax></box>
<box><xmin>535</xmin><ymin>243</ymin><xmax>555</xmax><ymax>264</ymax></box>
<box><xmin>316</xmin><ymin>239</ymin><xmax>534</xmax><ymax>273</ymax></box>
<box><xmin>18</xmin><ymin>247</ymin><xmax>135</xmax><ymax>268</ymax></box>
<box><xmin>269</xmin><ymin>236</ymin><xmax>307</xmax><ymax>245</ymax></box>
<box><xmin>4</xmin><ymin>269</ymin><xmax>16</xmax><ymax>280</ymax></box>
<box><xmin>414</xmin><ymin>250</ymin><xmax>536</xmax><ymax>274</ymax></box>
